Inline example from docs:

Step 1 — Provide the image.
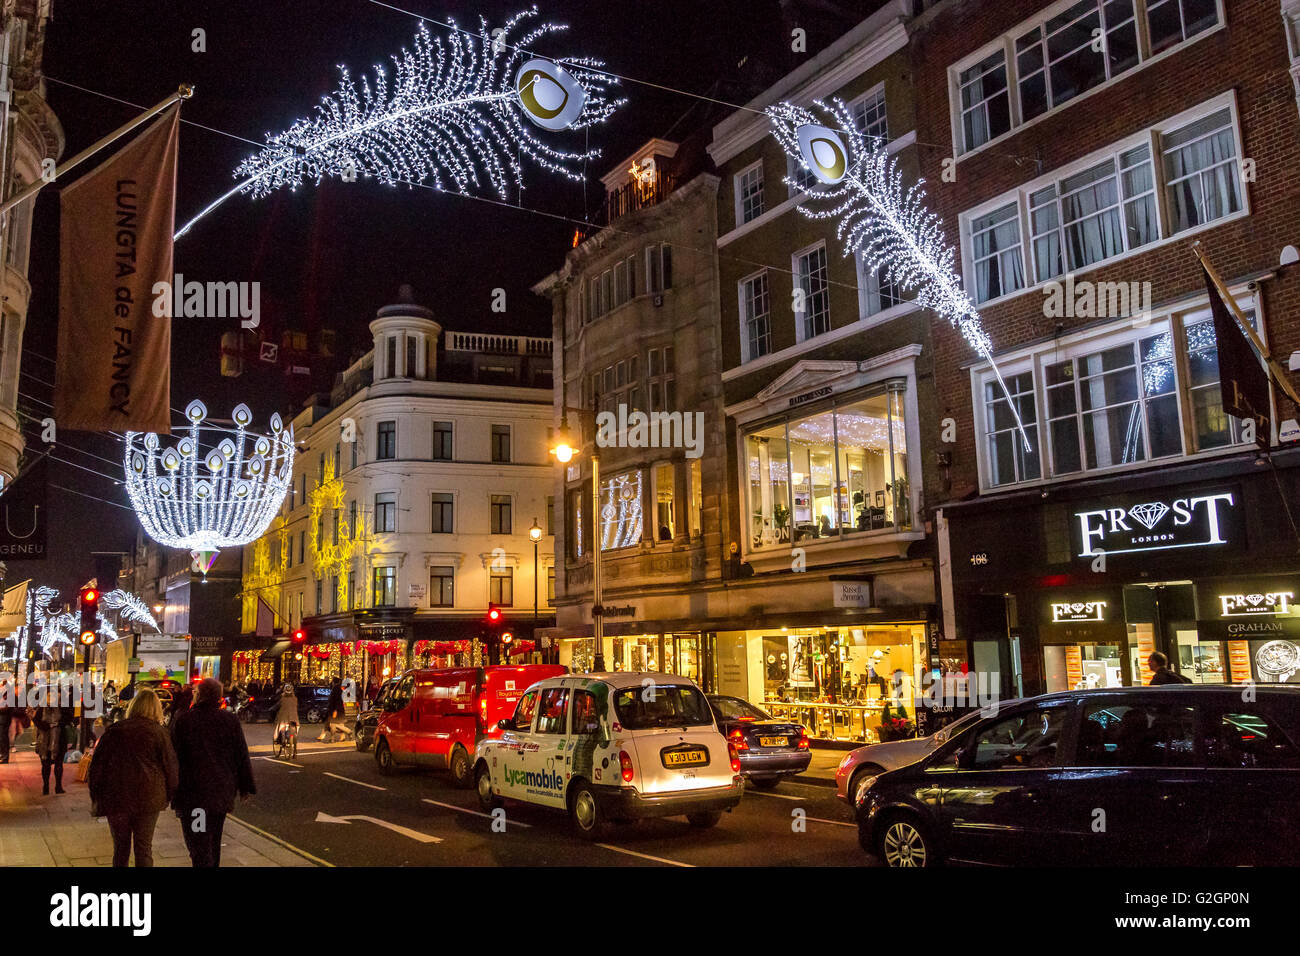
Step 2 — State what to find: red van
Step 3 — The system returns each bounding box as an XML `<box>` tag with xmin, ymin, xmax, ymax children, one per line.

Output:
<box><xmin>373</xmin><ymin>664</ymin><xmax>566</xmax><ymax>786</ymax></box>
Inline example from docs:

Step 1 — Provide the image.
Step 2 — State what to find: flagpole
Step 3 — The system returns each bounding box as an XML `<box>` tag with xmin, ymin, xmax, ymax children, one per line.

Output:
<box><xmin>0</xmin><ymin>83</ymin><xmax>193</xmax><ymax>219</ymax></box>
<box><xmin>1192</xmin><ymin>240</ymin><xmax>1300</xmax><ymax>408</ymax></box>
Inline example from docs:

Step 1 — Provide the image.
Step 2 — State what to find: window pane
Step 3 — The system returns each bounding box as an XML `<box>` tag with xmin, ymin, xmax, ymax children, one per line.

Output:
<box><xmin>1162</xmin><ymin>109</ymin><xmax>1241</xmax><ymax>233</ymax></box>
<box><xmin>600</xmin><ymin>472</ymin><xmax>643</xmax><ymax>550</ymax></box>
<box><xmin>796</xmin><ymin>246</ymin><xmax>831</xmax><ymax>339</ymax></box>
<box><xmin>742</xmin><ymin>272</ymin><xmax>771</xmax><ymax>360</ymax></box>
<box><xmin>786</xmin><ymin>408</ymin><xmax>839</xmax><ymax>539</ymax></box>
<box><xmin>971</xmin><ymin>706</ymin><xmax>1069</xmax><ymax>769</ymax></box>
<box><xmin>984</xmin><ymin>372</ymin><xmax>1041</xmax><ymax>484</ymax></box>
<box><xmin>960</xmin><ymin>52</ymin><xmax>1010</xmax><ymax>150</ymax></box>
<box><xmin>833</xmin><ymin>393</ymin><xmax>892</xmax><ymax>532</ymax></box>
<box><xmin>654</xmin><ymin>463</ymin><xmax>675</xmax><ymax>541</ymax></box>
<box><xmin>971</xmin><ymin>203</ymin><xmax>1025</xmax><ymax>302</ymax></box>
<box><xmin>746</xmin><ymin>423</ymin><xmax>790</xmax><ymax>549</ymax></box>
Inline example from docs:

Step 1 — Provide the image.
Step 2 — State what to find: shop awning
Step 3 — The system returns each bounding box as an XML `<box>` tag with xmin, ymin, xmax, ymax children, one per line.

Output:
<box><xmin>258</xmin><ymin>640</ymin><xmax>292</xmax><ymax>662</ymax></box>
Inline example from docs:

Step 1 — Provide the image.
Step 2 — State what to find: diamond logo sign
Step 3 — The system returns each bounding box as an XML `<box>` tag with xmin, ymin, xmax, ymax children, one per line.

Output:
<box><xmin>1127</xmin><ymin>502</ymin><xmax>1170</xmax><ymax>531</ymax></box>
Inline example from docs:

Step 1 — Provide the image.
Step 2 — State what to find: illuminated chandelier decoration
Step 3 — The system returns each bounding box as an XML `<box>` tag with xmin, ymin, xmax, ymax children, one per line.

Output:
<box><xmin>767</xmin><ymin>100</ymin><xmax>1032</xmax><ymax>452</ymax></box>
<box><xmin>175</xmin><ymin>9</ymin><xmax>623</xmax><ymax>238</ymax></box>
<box><xmin>124</xmin><ymin>401</ymin><xmax>295</xmax><ymax>573</ymax></box>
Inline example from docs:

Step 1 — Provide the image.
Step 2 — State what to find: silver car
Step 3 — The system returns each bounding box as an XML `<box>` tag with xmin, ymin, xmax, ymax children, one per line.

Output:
<box><xmin>835</xmin><ymin>710</ymin><xmax>985</xmax><ymax>806</ymax></box>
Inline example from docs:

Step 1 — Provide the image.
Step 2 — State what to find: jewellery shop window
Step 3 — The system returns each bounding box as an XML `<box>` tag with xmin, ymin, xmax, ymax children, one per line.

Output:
<box><xmin>744</xmin><ymin>382</ymin><xmax>911</xmax><ymax>552</ymax></box>
<box><xmin>760</xmin><ymin>625</ymin><xmax>925</xmax><ymax>743</ymax></box>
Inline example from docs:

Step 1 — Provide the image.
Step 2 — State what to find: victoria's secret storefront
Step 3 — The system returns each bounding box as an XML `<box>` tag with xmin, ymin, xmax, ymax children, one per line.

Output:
<box><xmin>945</xmin><ymin>453</ymin><xmax>1300</xmax><ymax>695</ymax></box>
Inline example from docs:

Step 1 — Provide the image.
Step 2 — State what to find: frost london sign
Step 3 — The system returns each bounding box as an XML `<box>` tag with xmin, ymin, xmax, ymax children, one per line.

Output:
<box><xmin>1051</xmin><ymin>601</ymin><xmax>1107</xmax><ymax>622</ymax></box>
<box><xmin>1074</xmin><ymin>491</ymin><xmax>1237</xmax><ymax>558</ymax></box>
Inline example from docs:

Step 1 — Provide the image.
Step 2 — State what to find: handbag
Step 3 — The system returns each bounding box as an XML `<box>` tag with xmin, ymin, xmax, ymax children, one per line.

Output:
<box><xmin>76</xmin><ymin>747</ymin><xmax>94</xmax><ymax>782</ymax></box>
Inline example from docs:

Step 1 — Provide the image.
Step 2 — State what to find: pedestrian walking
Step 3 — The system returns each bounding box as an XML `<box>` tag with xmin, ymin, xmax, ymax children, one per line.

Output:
<box><xmin>171</xmin><ymin>678</ymin><xmax>255</xmax><ymax>868</ymax></box>
<box><xmin>0</xmin><ymin>676</ymin><xmax>16</xmax><ymax>764</ymax></box>
<box><xmin>87</xmin><ymin>689</ymin><xmax>178</xmax><ymax>867</ymax></box>
<box><xmin>320</xmin><ymin>676</ymin><xmax>353</xmax><ymax>742</ymax></box>
<box><xmin>30</xmin><ymin>701</ymin><xmax>75</xmax><ymax>795</ymax></box>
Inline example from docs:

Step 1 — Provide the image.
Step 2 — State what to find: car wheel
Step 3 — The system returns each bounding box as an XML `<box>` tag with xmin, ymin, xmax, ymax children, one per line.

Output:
<box><xmin>876</xmin><ymin>814</ymin><xmax>933</xmax><ymax>868</ymax></box>
<box><xmin>375</xmin><ymin>740</ymin><xmax>395</xmax><ymax>776</ymax></box>
<box><xmin>475</xmin><ymin>762</ymin><xmax>502</xmax><ymax>812</ymax></box>
<box><xmin>305</xmin><ymin>706</ymin><xmax>324</xmax><ymax>724</ymax></box>
<box><xmin>686</xmin><ymin>810</ymin><xmax>723</xmax><ymax>828</ymax></box>
<box><xmin>448</xmin><ymin>746</ymin><xmax>472</xmax><ymax>789</ymax></box>
<box><xmin>569</xmin><ymin>782</ymin><xmax>610</xmax><ymax>841</ymax></box>
<box><xmin>751</xmin><ymin>776</ymin><xmax>781</xmax><ymax>790</ymax></box>
<box><xmin>849</xmin><ymin>764</ymin><xmax>885</xmax><ymax>807</ymax></box>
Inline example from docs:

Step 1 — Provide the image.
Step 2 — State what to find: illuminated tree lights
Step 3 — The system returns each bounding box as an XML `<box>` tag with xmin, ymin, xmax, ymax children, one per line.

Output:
<box><xmin>124</xmin><ymin>400</ymin><xmax>295</xmax><ymax>565</ymax></box>
<box><xmin>100</xmin><ymin>589</ymin><xmax>162</xmax><ymax>635</ymax></box>
<box><xmin>768</xmin><ymin>100</ymin><xmax>1032</xmax><ymax>452</ymax></box>
<box><xmin>176</xmin><ymin>10</ymin><xmax>624</xmax><ymax>239</ymax></box>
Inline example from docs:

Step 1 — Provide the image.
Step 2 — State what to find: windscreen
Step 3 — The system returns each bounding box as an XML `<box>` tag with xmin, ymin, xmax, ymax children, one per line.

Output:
<box><xmin>613</xmin><ymin>685</ymin><xmax>713</xmax><ymax>729</ymax></box>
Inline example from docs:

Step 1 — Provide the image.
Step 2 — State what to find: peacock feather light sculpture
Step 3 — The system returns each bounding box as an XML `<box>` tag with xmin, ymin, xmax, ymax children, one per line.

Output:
<box><xmin>123</xmin><ymin>400</ymin><xmax>295</xmax><ymax>573</ymax></box>
<box><xmin>767</xmin><ymin>99</ymin><xmax>1033</xmax><ymax>452</ymax></box>
<box><xmin>176</xmin><ymin>8</ymin><xmax>623</xmax><ymax>239</ymax></box>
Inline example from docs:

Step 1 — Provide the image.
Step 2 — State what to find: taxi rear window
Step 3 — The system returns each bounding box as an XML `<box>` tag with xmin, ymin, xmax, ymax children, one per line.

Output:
<box><xmin>613</xmin><ymin>685</ymin><xmax>712</xmax><ymax>730</ymax></box>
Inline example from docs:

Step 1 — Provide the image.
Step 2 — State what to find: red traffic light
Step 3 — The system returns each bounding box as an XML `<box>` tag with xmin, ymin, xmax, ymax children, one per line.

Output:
<box><xmin>291</xmin><ymin>628</ymin><xmax>306</xmax><ymax>643</ymax></box>
<box><xmin>81</xmin><ymin>587</ymin><xmax>99</xmax><ymax>605</ymax></box>
<box><xmin>487</xmin><ymin>608</ymin><xmax>501</xmax><ymax>623</ymax></box>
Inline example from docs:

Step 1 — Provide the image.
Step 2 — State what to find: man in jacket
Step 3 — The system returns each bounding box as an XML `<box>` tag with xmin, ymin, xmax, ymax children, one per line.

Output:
<box><xmin>1148</xmin><ymin>652</ymin><xmax>1191</xmax><ymax>685</ymax></box>
<box><xmin>170</xmin><ymin>678</ymin><xmax>255</xmax><ymax>867</ymax></box>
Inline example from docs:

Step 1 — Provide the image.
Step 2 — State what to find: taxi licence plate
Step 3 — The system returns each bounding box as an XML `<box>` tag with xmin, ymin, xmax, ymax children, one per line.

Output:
<box><xmin>662</xmin><ymin>748</ymin><xmax>708</xmax><ymax>768</ymax></box>
<box><xmin>758</xmin><ymin>736</ymin><xmax>788</xmax><ymax>748</ymax></box>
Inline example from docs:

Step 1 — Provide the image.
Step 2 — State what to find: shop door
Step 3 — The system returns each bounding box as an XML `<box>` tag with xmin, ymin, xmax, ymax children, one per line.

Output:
<box><xmin>1124</xmin><ymin>584</ymin><xmax>1199</xmax><ymax>684</ymax></box>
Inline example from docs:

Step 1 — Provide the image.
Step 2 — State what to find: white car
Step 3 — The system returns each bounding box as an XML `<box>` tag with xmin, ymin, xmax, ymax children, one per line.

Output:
<box><xmin>474</xmin><ymin>672</ymin><xmax>744</xmax><ymax>839</ymax></box>
<box><xmin>835</xmin><ymin>709</ymin><xmax>986</xmax><ymax>806</ymax></box>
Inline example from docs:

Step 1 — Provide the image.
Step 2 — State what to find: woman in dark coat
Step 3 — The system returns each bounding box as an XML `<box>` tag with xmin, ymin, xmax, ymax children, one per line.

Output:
<box><xmin>87</xmin><ymin>689</ymin><xmax>178</xmax><ymax>867</ymax></box>
<box><xmin>29</xmin><ymin>702</ymin><xmax>75</xmax><ymax>795</ymax></box>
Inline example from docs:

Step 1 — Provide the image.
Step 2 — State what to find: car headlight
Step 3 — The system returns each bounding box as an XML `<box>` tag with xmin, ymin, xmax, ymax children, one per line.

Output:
<box><xmin>854</xmin><ymin>776</ymin><xmax>879</xmax><ymax>808</ymax></box>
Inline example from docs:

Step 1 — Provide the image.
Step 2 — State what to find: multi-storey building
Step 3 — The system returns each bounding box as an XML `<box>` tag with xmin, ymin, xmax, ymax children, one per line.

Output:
<box><xmin>0</xmin><ymin>1</ymin><xmax>62</xmax><ymax>495</ymax></box>
<box><xmin>915</xmin><ymin>0</ymin><xmax>1300</xmax><ymax>694</ymax></box>
<box><xmin>236</xmin><ymin>288</ymin><xmax>556</xmax><ymax>687</ymax></box>
<box><xmin>705</xmin><ymin>0</ymin><xmax>945</xmax><ymax>741</ymax></box>
<box><xmin>534</xmin><ymin>134</ymin><xmax>727</xmax><ymax>683</ymax></box>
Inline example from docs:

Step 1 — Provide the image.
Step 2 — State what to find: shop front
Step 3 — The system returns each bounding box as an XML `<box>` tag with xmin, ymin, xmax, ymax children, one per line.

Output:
<box><xmin>553</xmin><ymin>597</ymin><xmax>934</xmax><ymax>744</ymax></box>
<box><xmin>944</xmin><ymin>454</ymin><xmax>1300</xmax><ymax>694</ymax></box>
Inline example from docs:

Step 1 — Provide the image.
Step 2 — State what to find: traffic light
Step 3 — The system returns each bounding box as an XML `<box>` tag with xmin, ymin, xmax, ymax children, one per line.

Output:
<box><xmin>291</xmin><ymin>628</ymin><xmax>306</xmax><ymax>644</ymax></box>
<box><xmin>500</xmin><ymin>631</ymin><xmax>514</xmax><ymax>661</ymax></box>
<box><xmin>79</xmin><ymin>587</ymin><xmax>100</xmax><ymax>647</ymax></box>
<box><xmin>484</xmin><ymin>606</ymin><xmax>503</xmax><ymax>664</ymax></box>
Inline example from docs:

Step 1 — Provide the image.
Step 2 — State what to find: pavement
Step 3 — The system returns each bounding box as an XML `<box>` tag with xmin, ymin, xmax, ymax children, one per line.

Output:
<box><xmin>0</xmin><ymin>723</ymin><xmax>862</xmax><ymax>867</ymax></box>
<box><xmin>0</xmin><ymin>729</ymin><xmax>318</xmax><ymax>867</ymax></box>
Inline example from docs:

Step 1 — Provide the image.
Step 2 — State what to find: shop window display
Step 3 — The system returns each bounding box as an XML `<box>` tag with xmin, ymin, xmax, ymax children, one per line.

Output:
<box><xmin>745</xmin><ymin>384</ymin><xmax>911</xmax><ymax>551</ymax></box>
<box><xmin>758</xmin><ymin>625</ymin><xmax>924</xmax><ymax>742</ymax></box>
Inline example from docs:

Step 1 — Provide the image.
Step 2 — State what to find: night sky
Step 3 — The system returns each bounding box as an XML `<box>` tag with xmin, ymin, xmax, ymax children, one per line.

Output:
<box><xmin>5</xmin><ymin>0</ymin><xmax>879</xmax><ymax>595</ymax></box>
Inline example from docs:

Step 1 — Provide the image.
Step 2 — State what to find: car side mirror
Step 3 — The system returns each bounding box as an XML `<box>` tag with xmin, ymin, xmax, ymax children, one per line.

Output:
<box><xmin>497</xmin><ymin>718</ymin><xmax>514</xmax><ymax>731</ymax></box>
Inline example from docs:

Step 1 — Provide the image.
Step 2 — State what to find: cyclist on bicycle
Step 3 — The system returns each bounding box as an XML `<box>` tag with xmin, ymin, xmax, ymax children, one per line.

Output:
<box><xmin>273</xmin><ymin>683</ymin><xmax>299</xmax><ymax>747</ymax></box>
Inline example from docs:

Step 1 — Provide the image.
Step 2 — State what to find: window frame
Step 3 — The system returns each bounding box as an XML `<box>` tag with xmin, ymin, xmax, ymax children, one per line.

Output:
<box><xmin>792</xmin><ymin>240</ymin><xmax>831</xmax><ymax>344</ymax></box>
<box><xmin>734</xmin><ymin>159</ymin><xmax>765</xmax><ymax>227</ymax></box>
<box><xmin>949</xmin><ymin>0</ymin><xmax>1226</xmax><ymax>159</ymax></box>
<box><xmin>429</xmin><ymin>566</ymin><xmax>455</xmax><ymax>608</ymax></box>
<box><xmin>739</xmin><ymin>268</ymin><xmax>773</xmax><ymax>364</ymax></box>
<box><xmin>960</xmin><ymin>91</ymin><xmax>1246</xmax><ymax>309</ymax></box>
<box><xmin>376</xmin><ymin>420</ymin><xmax>397</xmax><ymax>461</ymax></box>
<box><xmin>972</xmin><ymin>297</ymin><xmax>1265</xmax><ymax>492</ymax></box>
<box><xmin>490</xmin><ymin>424</ymin><xmax>512</xmax><ymax>464</ymax></box>
<box><xmin>432</xmin><ymin>420</ymin><xmax>454</xmax><ymax>461</ymax></box>
<box><xmin>431</xmin><ymin>492</ymin><xmax>455</xmax><ymax>534</ymax></box>
<box><xmin>489</xmin><ymin>568</ymin><xmax>514</xmax><ymax>607</ymax></box>
<box><xmin>490</xmin><ymin>493</ymin><xmax>513</xmax><ymax>535</ymax></box>
<box><xmin>374</xmin><ymin>491</ymin><xmax>397</xmax><ymax>534</ymax></box>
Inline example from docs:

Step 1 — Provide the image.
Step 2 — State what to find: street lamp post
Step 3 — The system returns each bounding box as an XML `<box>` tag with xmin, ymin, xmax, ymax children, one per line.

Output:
<box><xmin>529</xmin><ymin>518</ymin><xmax>542</xmax><ymax>662</ymax></box>
<box><xmin>549</xmin><ymin>413</ymin><xmax>605</xmax><ymax>672</ymax></box>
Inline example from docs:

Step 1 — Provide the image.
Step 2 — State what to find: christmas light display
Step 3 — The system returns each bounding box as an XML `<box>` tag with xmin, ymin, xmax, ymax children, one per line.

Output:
<box><xmin>123</xmin><ymin>400</ymin><xmax>295</xmax><ymax>570</ymax></box>
<box><xmin>768</xmin><ymin>100</ymin><xmax>1032</xmax><ymax>452</ymax></box>
<box><xmin>308</xmin><ymin>456</ymin><xmax>369</xmax><ymax>613</ymax></box>
<box><xmin>30</xmin><ymin>586</ymin><xmax>73</xmax><ymax>653</ymax></box>
<box><xmin>175</xmin><ymin>10</ymin><xmax>623</xmax><ymax>239</ymax></box>
<box><xmin>100</xmin><ymin>589</ymin><xmax>162</xmax><ymax>634</ymax></box>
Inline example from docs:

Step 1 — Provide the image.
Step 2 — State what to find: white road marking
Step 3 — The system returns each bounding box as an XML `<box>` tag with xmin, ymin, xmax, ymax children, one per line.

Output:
<box><xmin>746</xmin><ymin>790</ymin><xmax>804</xmax><ymax>801</ymax></box>
<box><xmin>315</xmin><ymin>811</ymin><xmax>441</xmax><ymax>843</ymax></box>
<box><xmin>595</xmin><ymin>843</ymin><xmax>694</xmax><ymax>867</ymax></box>
<box><xmin>324</xmin><ymin>772</ymin><xmax>386</xmax><ymax>791</ymax></box>
<box><xmin>258</xmin><ymin>756</ymin><xmax>304</xmax><ymax>768</ymax></box>
<box><xmin>421</xmin><ymin>797</ymin><xmax>532</xmax><ymax>827</ymax></box>
<box><xmin>804</xmin><ymin>816</ymin><xmax>856</xmax><ymax>828</ymax></box>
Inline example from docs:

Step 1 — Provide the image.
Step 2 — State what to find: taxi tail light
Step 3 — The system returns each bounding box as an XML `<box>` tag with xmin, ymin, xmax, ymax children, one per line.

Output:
<box><xmin>728</xmin><ymin>742</ymin><xmax>741</xmax><ymax>774</ymax></box>
<box><xmin>728</xmin><ymin>728</ymin><xmax>749</xmax><ymax>751</ymax></box>
<box><xmin>618</xmin><ymin>750</ymin><xmax>634</xmax><ymax>783</ymax></box>
<box><xmin>797</xmin><ymin>728</ymin><xmax>810</xmax><ymax>750</ymax></box>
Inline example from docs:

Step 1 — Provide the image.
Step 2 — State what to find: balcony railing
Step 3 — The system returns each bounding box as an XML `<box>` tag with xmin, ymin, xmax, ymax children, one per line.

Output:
<box><xmin>444</xmin><ymin>331</ymin><xmax>553</xmax><ymax>356</ymax></box>
<box><xmin>601</xmin><ymin>170</ymin><xmax>676</xmax><ymax>225</ymax></box>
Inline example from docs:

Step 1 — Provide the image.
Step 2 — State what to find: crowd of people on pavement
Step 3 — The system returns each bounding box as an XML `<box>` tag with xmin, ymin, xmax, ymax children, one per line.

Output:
<box><xmin>0</xmin><ymin>668</ymin><xmax>373</xmax><ymax>867</ymax></box>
